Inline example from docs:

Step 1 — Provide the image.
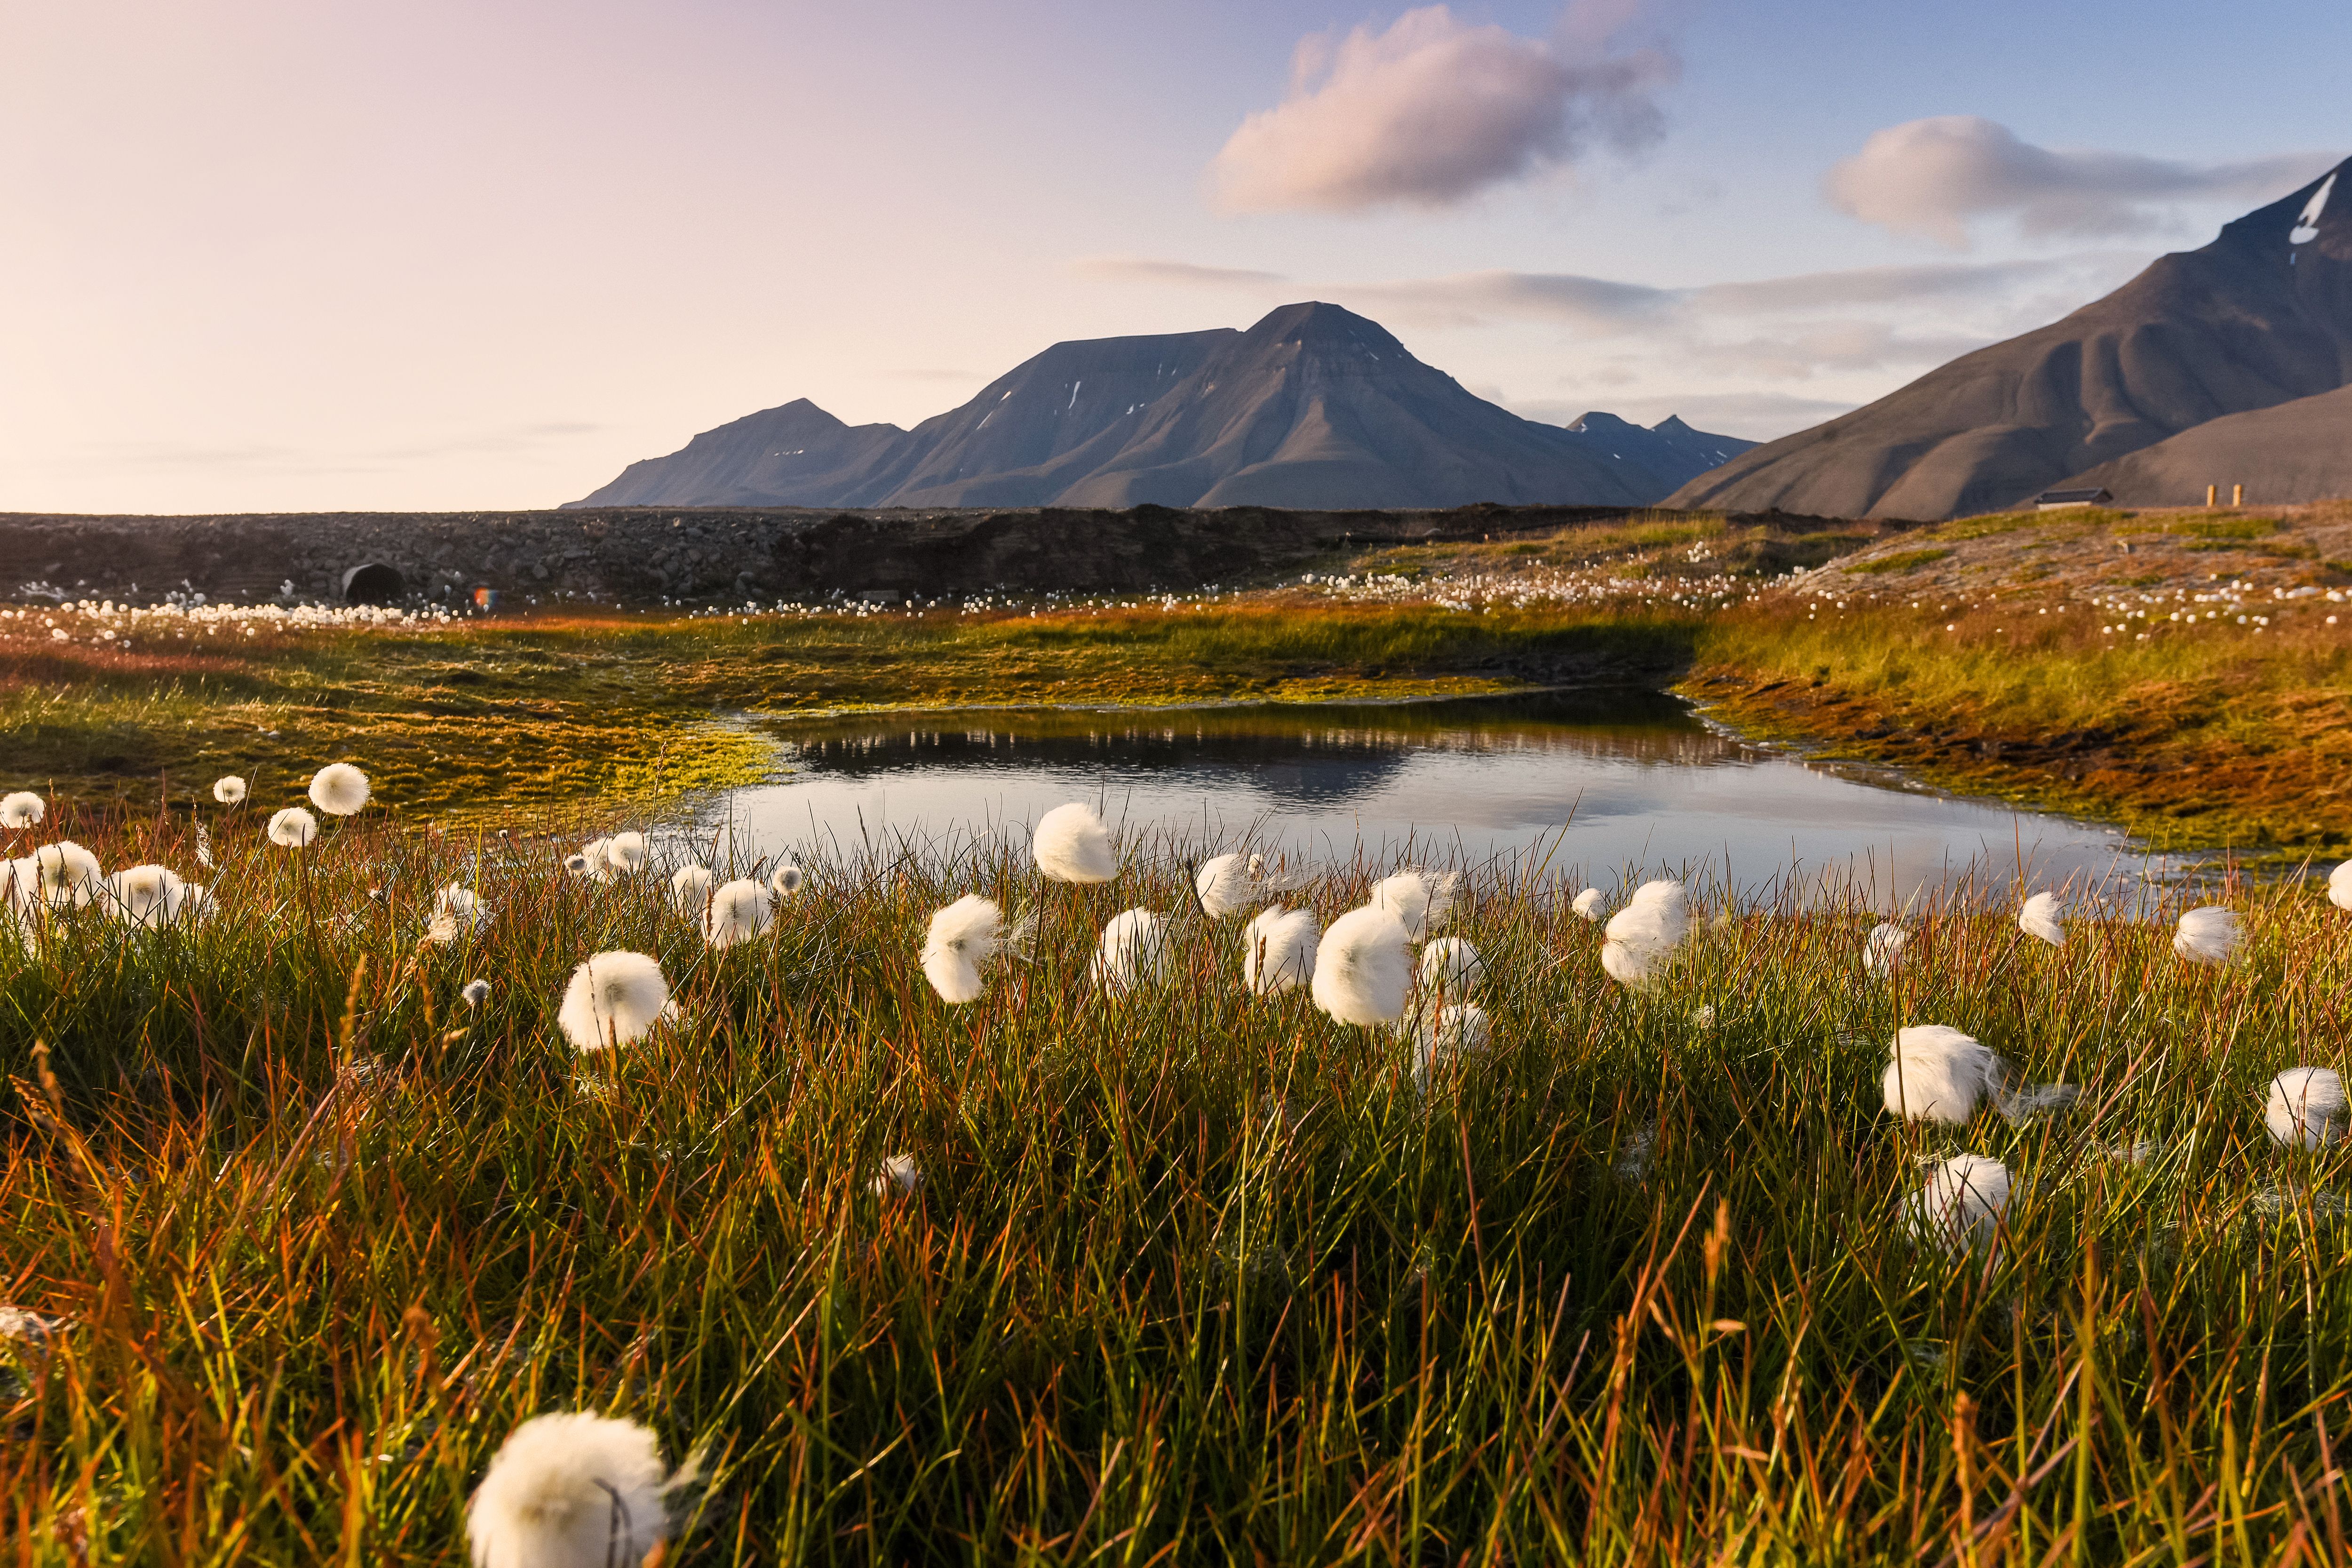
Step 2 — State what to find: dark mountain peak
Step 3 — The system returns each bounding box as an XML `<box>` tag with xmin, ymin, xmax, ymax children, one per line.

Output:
<box><xmin>1566</xmin><ymin>411</ymin><xmax>1641</xmax><ymax>436</ymax></box>
<box><xmin>1240</xmin><ymin>301</ymin><xmax>1410</xmax><ymax>356</ymax></box>
<box><xmin>1653</xmin><ymin>414</ymin><xmax>1694</xmax><ymax>434</ymax></box>
<box><xmin>2216</xmin><ymin>155</ymin><xmax>2349</xmax><ymax>256</ymax></box>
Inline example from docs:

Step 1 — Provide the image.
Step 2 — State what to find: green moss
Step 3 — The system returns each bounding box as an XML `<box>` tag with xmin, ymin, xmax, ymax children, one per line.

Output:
<box><xmin>1848</xmin><ymin>547</ymin><xmax>1954</xmax><ymax>574</ymax></box>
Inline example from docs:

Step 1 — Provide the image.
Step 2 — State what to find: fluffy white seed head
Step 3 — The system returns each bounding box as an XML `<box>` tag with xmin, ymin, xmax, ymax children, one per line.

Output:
<box><xmin>1600</xmin><ymin>880</ymin><xmax>1689</xmax><ymax>987</ymax></box>
<box><xmin>2331</xmin><ymin>860</ymin><xmax>2352</xmax><ymax>913</ymax></box>
<box><xmin>2266</xmin><ymin>1067</ymin><xmax>2349</xmax><ymax>1150</ymax></box>
<box><xmin>212</xmin><ymin>775</ymin><xmax>247</xmax><ymax>805</ymax></box>
<box><xmin>1570</xmin><ymin>886</ymin><xmax>1605</xmax><ymax>922</ymax></box>
<box><xmin>1882</xmin><ymin>1025</ymin><xmax>2002</xmax><ymax>1125</ymax></box>
<box><xmin>461</xmin><ymin>979</ymin><xmax>491</xmax><ymax>1008</ymax></box>
<box><xmin>603</xmin><ymin>832</ymin><xmax>649</xmax><ymax>874</ymax></box>
<box><xmin>557</xmin><ymin>952</ymin><xmax>672</xmax><ymax>1052</ymax></box>
<box><xmin>769</xmin><ymin>863</ymin><xmax>804</xmax><ymax>898</ymax></box>
<box><xmin>1243</xmin><ymin>907</ymin><xmax>1319</xmax><ymax>995</ymax></box>
<box><xmin>267</xmin><ymin>807</ymin><xmax>318</xmax><ymax>849</ymax></box>
<box><xmin>701</xmin><ymin>879</ymin><xmax>774</xmax><ymax>950</ymax></box>
<box><xmin>572</xmin><ymin>838</ymin><xmax>614</xmax><ymax>882</ymax></box>
<box><xmin>23</xmin><ymin>841</ymin><xmax>103</xmax><ymax>908</ymax></box>
<box><xmin>101</xmin><ymin>864</ymin><xmax>193</xmax><ymax>929</ymax></box>
<box><xmin>871</xmin><ymin>1154</ymin><xmax>922</xmax><ymax>1196</ymax></box>
<box><xmin>1418</xmin><ymin>937</ymin><xmax>1483</xmax><ymax>995</ymax></box>
<box><xmin>0</xmin><ymin>792</ymin><xmax>44</xmax><ymax>830</ymax></box>
<box><xmin>1032</xmin><ymin>802</ymin><xmax>1116</xmax><ymax>884</ymax></box>
<box><xmin>1411</xmin><ymin>1003</ymin><xmax>1492</xmax><ymax>1090</ymax></box>
<box><xmin>1370</xmin><ymin>870</ymin><xmax>1457</xmax><ymax>941</ymax></box>
<box><xmin>2018</xmin><ymin>891</ymin><xmax>2066</xmax><ymax>947</ymax></box>
<box><xmin>1194</xmin><ymin>853</ymin><xmax>1255</xmax><ymax>918</ymax></box>
<box><xmin>465</xmin><ymin>1410</ymin><xmax>687</xmax><ymax>1568</ymax></box>
<box><xmin>1863</xmin><ymin>922</ymin><xmax>1907</xmax><ymax>978</ymax></box>
<box><xmin>2173</xmin><ymin>906</ymin><xmax>2241</xmax><ymax>965</ymax></box>
<box><xmin>307</xmin><ymin>762</ymin><xmax>371</xmax><ymax>817</ymax></box>
<box><xmin>1907</xmin><ymin>1154</ymin><xmax>2011</xmax><ymax>1252</ymax></box>
<box><xmin>564</xmin><ymin>851</ymin><xmax>593</xmax><ymax>878</ymax></box>
<box><xmin>428</xmin><ymin>883</ymin><xmax>492</xmax><ymax>945</ymax></box>
<box><xmin>922</xmin><ymin>894</ymin><xmax>1014</xmax><ymax>1004</ymax></box>
<box><xmin>669</xmin><ymin>864</ymin><xmax>714</xmax><ymax>915</ymax></box>
<box><xmin>1311</xmin><ymin>906</ymin><xmax>1414</xmax><ymax>1026</ymax></box>
<box><xmin>1091</xmin><ymin>908</ymin><xmax>1168</xmax><ymax>993</ymax></box>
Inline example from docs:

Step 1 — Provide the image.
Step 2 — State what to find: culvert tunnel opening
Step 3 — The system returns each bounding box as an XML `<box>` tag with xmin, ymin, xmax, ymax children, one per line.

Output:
<box><xmin>342</xmin><ymin>563</ymin><xmax>405</xmax><ymax>605</ymax></box>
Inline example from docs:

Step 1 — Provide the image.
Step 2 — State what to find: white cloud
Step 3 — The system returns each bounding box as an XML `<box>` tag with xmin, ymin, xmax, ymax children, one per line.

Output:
<box><xmin>1069</xmin><ymin>257</ymin><xmax>1289</xmax><ymax>288</ymax></box>
<box><xmin>1206</xmin><ymin>3</ymin><xmax>1676</xmax><ymax>214</ymax></box>
<box><xmin>1825</xmin><ymin>117</ymin><xmax>2335</xmax><ymax>249</ymax></box>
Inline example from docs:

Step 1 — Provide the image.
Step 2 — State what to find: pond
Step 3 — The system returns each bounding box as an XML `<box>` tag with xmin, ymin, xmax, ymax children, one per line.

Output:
<box><xmin>700</xmin><ymin>690</ymin><xmax>2178</xmax><ymax>907</ymax></box>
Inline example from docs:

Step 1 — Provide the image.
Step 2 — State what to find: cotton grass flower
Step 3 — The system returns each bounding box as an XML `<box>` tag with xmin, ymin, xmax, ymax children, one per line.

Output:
<box><xmin>669</xmin><ymin>864</ymin><xmax>714</xmax><ymax>915</ymax></box>
<box><xmin>1600</xmin><ymin>880</ymin><xmax>1689</xmax><ymax>987</ymax></box>
<box><xmin>1370</xmin><ymin>870</ymin><xmax>1457</xmax><ymax>941</ymax></box>
<box><xmin>1243</xmin><ymin>907</ymin><xmax>1319</xmax><ymax>995</ymax></box>
<box><xmin>465</xmin><ymin>1410</ymin><xmax>696</xmax><ymax>1568</ymax></box>
<box><xmin>1418</xmin><ymin>936</ymin><xmax>1483</xmax><ymax>994</ymax></box>
<box><xmin>306</xmin><ymin>762</ymin><xmax>370</xmax><ymax>817</ymax></box>
<box><xmin>1882</xmin><ymin>1026</ymin><xmax>2001</xmax><ymax>1125</ymax></box>
<box><xmin>1311</xmin><ymin>906</ymin><xmax>1413</xmax><ymax>1026</ymax></box>
<box><xmin>427</xmin><ymin>883</ymin><xmax>491</xmax><ymax>944</ymax></box>
<box><xmin>2266</xmin><ymin>1067</ymin><xmax>2348</xmax><ymax>1150</ymax></box>
<box><xmin>921</xmin><ymin>895</ymin><xmax>1026</xmax><ymax>1004</ymax></box>
<box><xmin>0</xmin><ymin>792</ymin><xmax>44</xmax><ymax>830</ymax></box>
<box><xmin>212</xmin><ymin>775</ymin><xmax>247</xmax><ymax>805</ymax></box>
<box><xmin>1863</xmin><ymin>922</ymin><xmax>1907</xmax><ymax>977</ymax></box>
<box><xmin>769</xmin><ymin>862</ymin><xmax>804</xmax><ymax>898</ymax></box>
<box><xmin>100</xmin><ymin>864</ymin><xmax>199</xmax><ymax>929</ymax></box>
<box><xmin>701</xmin><ymin>878</ymin><xmax>774</xmax><ymax>949</ymax></box>
<box><xmin>461</xmin><ymin>979</ymin><xmax>491</xmax><ymax>1008</ymax></box>
<box><xmin>1033</xmin><ymin>802</ymin><xmax>1116</xmax><ymax>883</ymax></box>
<box><xmin>1194</xmin><ymin>853</ymin><xmax>1255</xmax><ymax>918</ymax></box>
<box><xmin>1090</xmin><ymin>908</ymin><xmax>1168</xmax><ymax>993</ymax></box>
<box><xmin>564</xmin><ymin>850</ymin><xmax>595</xmax><ymax>878</ymax></box>
<box><xmin>871</xmin><ymin>1154</ymin><xmax>922</xmax><ymax>1196</ymax></box>
<box><xmin>16</xmin><ymin>841</ymin><xmax>103</xmax><ymax>908</ymax></box>
<box><xmin>267</xmin><ymin>807</ymin><xmax>318</xmax><ymax>849</ymax></box>
<box><xmin>603</xmin><ymin>832</ymin><xmax>649</xmax><ymax>875</ymax></box>
<box><xmin>1410</xmin><ymin>1003</ymin><xmax>1491</xmax><ymax>1090</ymax></box>
<box><xmin>2331</xmin><ymin>860</ymin><xmax>2352</xmax><ymax>912</ymax></box>
<box><xmin>556</xmin><ymin>951</ymin><xmax>672</xmax><ymax>1051</ymax></box>
<box><xmin>1571</xmin><ymin>886</ymin><xmax>1605</xmax><ymax>921</ymax></box>
<box><xmin>2173</xmin><ymin>905</ymin><xmax>2241</xmax><ymax>964</ymax></box>
<box><xmin>2018</xmin><ymin>891</ymin><xmax>2066</xmax><ymax>947</ymax></box>
<box><xmin>1907</xmin><ymin>1154</ymin><xmax>2011</xmax><ymax>1253</ymax></box>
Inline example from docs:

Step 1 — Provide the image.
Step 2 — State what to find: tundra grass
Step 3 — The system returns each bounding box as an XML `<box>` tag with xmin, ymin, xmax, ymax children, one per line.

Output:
<box><xmin>7</xmin><ymin>809</ymin><xmax>2352</xmax><ymax>1563</ymax></box>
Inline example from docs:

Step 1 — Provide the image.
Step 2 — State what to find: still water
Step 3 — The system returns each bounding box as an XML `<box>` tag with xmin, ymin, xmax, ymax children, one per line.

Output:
<box><xmin>702</xmin><ymin>691</ymin><xmax>2171</xmax><ymax>906</ymax></box>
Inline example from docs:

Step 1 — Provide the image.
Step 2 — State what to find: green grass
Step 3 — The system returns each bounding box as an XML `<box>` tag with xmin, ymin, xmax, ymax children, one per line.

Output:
<box><xmin>1848</xmin><ymin>548</ymin><xmax>1954</xmax><ymax>575</ymax></box>
<box><xmin>7</xmin><ymin>808</ymin><xmax>2352</xmax><ymax>1562</ymax></box>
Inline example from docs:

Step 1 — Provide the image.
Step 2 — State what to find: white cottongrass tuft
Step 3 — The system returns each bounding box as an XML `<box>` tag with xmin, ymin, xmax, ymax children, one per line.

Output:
<box><xmin>1907</xmin><ymin>1154</ymin><xmax>2011</xmax><ymax>1253</ymax></box>
<box><xmin>268</xmin><ymin>807</ymin><xmax>318</xmax><ymax>849</ymax></box>
<box><xmin>1032</xmin><ymin>802</ymin><xmax>1116</xmax><ymax>883</ymax></box>
<box><xmin>564</xmin><ymin>850</ymin><xmax>594</xmax><ymax>878</ymax></box>
<box><xmin>769</xmin><ymin>863</ymin><xmax>804</xmax><ymax>898</ymax></box>
<box><xmin>461</xmin><ymin>979</ymin><xmax>491</xmax><ymax>1008</ymax></box>
<box><xmin>921</xmin><ymin>895</ymin><xmax>1027</xmax><ymax>1004</ymax></box>
<box><xmin>2266</xmin><ymin>1067</ymin><xmax>2349</xmax><ymax>1150</ymax></box>
<box><xmin>669</xmin><ymin>864</ymin><xmax>714</xmax><ymax>915</ymax></box>
<box><xmin>1242</xmin><ymin>907</ymin><xmax>1319</xmax><ymax>995</ymax></box>
<box><xmin>1194</xmin><ymin>853</ymin><xmax>1255</xmax><ymax>918</ymax></box>
<box><xmin>465</xmin><ymin>1409</ymin><xmax>696</xmax><ymax>1568</ymax></box>
<box><xmin>2018</xmin><ymin>891</ymin><xmax>2066</xmax><ymax>947</ymax></box>
<box><xmin>1863</xmin><ymin>922</ymin><xmax>1907</xmax><ymax>978</ymax></box>
<box><xmin>1370</xmin><ymin>870</ymin><xmax>1457</xmax><ymax>941</ymax></box>
<box><xmin>100</xmin><ymin>864</ymin><xmax>199</xmax><ymax>929</ymax></box>
<box><xmin>603</xmin><ymin>832</ymin><xmax>650</xmax><ymax>875</ymax></box>
<box><xmin>2331</xmin><ymin>860</ymin><xmax>2352</xmax><ymax>912</ymax></box>
<box><xmin>1571</xmin><ymin>886</ymin><xmax>1606</xmax><ymax>922</ymax></box>
<box><xmin>1600</xmin><ymin>880</ymin><xmax>1689</xmax><ymax>987</ymax></box>
<box><xmin>427</xmin><ymin>884</ymin><xmax>491</xmax><ymax>944</ymax></box>
<box><xmin>2173</xmin><ymin>906</ymin><xmax>2241</xmax><ymax>965</ymax></box>
<box><xmin>0</xmin><ymin>792</ymin><xmax>44</xmax><ymax>830</ymax></box>
<box><xmin>11</xmin><ymin>841</ymin><xmax>104</xmax><ymax>911</ymax></box>
<box><xmin>556</xmin><ymin>952</ymin><xmax>672</xmax><ymax>1052</ymax></box>
<box><xmin>1090</xmin><ymin>908</ymin><xmax>1168</xmax><ymax>993</ymax></box>
<box><xmin>1311</xmin><ymin>905</ymin><xmax>1414</xmax><ymax>1025</ymax></box>
<box><xmin>1410</xmin><ymin>1003</ymin><xmax>1491</xmax><ymax>1090</ymax></box>
<box><xmin>701</xmin><ymin>879</ymin><xmax>774</xmax><ymax>950</ymax></box>
<box><xmin>871</xmin><ymin>1154</ymin><xmax>922</xmax><ymax>1196</ymax></box>
<box><xmin>1882</xmin><ymin>1026</ymin><xmax>2001</xmax><ymax>1125</ymax></box>
<box><xmin>212</xmin><ymin>775</ymin><xmax>247</xmax><ymax>805</ymax></box>
<box><xmin>1418</xmin><ymin>936</ymin><xmax>1483</xmax><ymax>994</ymax></box>
<box><xmin>307</xmin><ymin>762</ymin><xmax>371</xmax><ymax>817</ymax></box>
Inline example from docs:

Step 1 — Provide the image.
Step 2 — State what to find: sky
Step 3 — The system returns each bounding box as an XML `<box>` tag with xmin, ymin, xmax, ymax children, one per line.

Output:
<box><xmin>2</xmin><ymin>0</ymin><xmax>2344</xmax><ymax>514</ymax></box>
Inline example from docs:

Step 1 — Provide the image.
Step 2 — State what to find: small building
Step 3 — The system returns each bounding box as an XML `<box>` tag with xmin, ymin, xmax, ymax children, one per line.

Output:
<box><xmin>2035</xmin><ymin>487</ymin><xmax>2113</xmax><ymax>511</ymax></box>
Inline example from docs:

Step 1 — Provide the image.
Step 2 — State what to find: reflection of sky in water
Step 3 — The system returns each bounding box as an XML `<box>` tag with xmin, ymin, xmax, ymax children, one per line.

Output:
<box><xmin>703</xmin><ymin>692</ymin><xmax>2176</xmax><ymax>907</ymax></box>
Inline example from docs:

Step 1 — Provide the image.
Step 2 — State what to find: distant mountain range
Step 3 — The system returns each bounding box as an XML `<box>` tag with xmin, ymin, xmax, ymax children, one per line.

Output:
<box><xmin>1669</xmin><ymin>157</ymin><xmax>2352</xmax><ymax>518</ymax></box>
<box><xmin>569</xmin><ymin>302</ymin><xmax>1753</xmax><ymax>510</ymax></box>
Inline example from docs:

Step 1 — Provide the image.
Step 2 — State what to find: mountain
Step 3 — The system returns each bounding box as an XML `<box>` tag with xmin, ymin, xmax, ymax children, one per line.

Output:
<box><xmin>2057</xmin><ymin>381</ymin><xmax>2352</xmax><ymax>505</ymax></box>
<box><xmin>568</xmin><ymin>302</ymin><xmax>1753</xmax><ymax>510</ymax></box>
<box><xmin>1665</xmin><ymin>158</ymin><xmax>2352</xmax><ymax>519</ymax></box>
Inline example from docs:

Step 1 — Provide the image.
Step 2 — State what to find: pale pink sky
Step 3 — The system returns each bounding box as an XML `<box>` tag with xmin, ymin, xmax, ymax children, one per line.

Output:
<box><xmin>3</xmin><ymin>0</ymin><xmax>2337</xmax><ymax>513</ymax></box>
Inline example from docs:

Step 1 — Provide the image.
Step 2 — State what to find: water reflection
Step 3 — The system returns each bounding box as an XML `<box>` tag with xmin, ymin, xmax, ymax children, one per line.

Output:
<box><xmin>703</xmin><ymin>691</ymin><xmax>2180</xmax><ymax>908</ymax></box>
